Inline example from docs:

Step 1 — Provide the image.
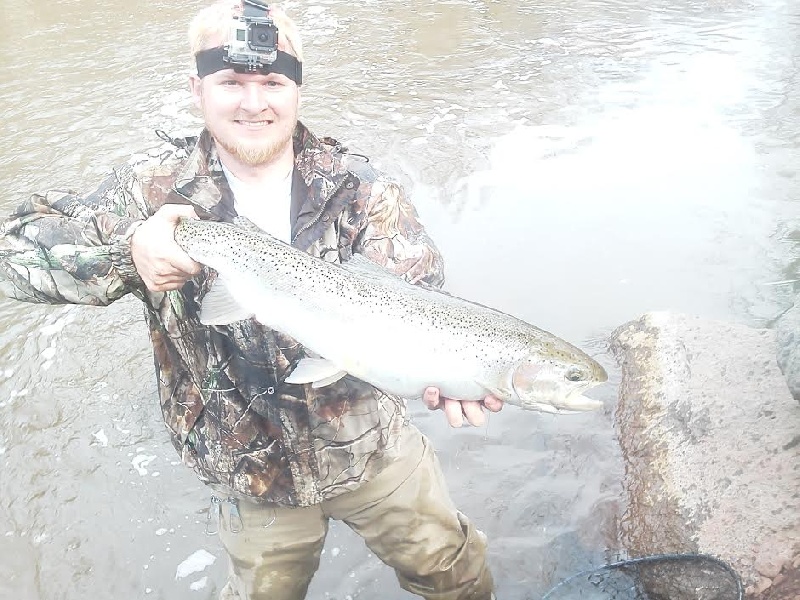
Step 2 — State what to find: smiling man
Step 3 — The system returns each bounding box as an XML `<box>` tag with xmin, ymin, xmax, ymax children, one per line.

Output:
<box><xmin>0</xmin><ymin>2</ymin><xmax>500</xmax><ymax>599</ymax></box>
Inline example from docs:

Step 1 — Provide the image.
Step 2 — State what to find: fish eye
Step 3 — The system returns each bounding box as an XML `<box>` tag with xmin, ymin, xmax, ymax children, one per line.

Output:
<box><xmin>565</xmin><ymin>367</ymin><xmax>586</xmax><ymax>382</ymax></box>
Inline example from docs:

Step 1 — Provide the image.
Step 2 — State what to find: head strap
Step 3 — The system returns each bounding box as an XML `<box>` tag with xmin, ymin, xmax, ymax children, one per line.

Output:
<box><xmin>195</xmin><ymin>47</ymin><xmax>303</xmax><ymax>85</ymax></box>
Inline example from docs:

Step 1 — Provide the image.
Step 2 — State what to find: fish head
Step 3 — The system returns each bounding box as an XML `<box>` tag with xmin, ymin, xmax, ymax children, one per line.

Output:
<box><xmin>510</xmin><ymin>343</ymin><xmax>608</xmax><ymax>414</ymax></box>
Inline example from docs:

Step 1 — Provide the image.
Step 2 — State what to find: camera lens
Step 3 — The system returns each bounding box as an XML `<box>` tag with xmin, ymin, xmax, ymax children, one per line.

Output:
<box><xmin>248</xmin><ymin>23</ymin><xmax>276</xmax><ymax>50</ymax></box>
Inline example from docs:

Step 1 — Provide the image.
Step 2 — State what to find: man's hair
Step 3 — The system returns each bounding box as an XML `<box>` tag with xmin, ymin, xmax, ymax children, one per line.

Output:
<box><xmin>188</xmin><ymin>1</ymin><xmax>304</xmax><ymax>62</ymax></box>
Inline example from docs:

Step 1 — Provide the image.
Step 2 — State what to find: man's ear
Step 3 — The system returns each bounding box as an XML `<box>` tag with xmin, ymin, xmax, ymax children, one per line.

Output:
<box><xmin>189</xmin><ymin>75</ymin><xmax>203</xmax><ymax>108</ymax></box>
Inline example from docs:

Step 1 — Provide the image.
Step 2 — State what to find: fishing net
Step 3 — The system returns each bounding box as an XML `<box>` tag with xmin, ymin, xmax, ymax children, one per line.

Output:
<box><xmin>540</xmin><ymin>554</ymin><xmax>743</xmax><ymax>600</ymax></box>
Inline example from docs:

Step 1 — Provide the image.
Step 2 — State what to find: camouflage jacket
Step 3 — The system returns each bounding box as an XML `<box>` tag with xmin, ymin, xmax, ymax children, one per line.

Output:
<box><xmin>0</xmin><ymin>122</ymin><xmax>445</xmax><ymax>506</ymax></box>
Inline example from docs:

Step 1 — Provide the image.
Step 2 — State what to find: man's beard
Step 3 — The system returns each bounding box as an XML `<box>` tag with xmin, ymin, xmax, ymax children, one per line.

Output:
<box><xmin>212</xmin><ymin>122</ymin><xmax>295</xmax><ymax>167</ymax></box>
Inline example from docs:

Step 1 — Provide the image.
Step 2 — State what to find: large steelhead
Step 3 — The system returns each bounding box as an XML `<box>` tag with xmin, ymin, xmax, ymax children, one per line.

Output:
<box><xmin>174</xmin><ymin>219</ymin><xmax>607</xmax><ymax>413</ymax></box>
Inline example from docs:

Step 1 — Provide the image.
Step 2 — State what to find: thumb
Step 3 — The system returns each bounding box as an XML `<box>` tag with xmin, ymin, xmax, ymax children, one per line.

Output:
<box><xmin>158</xmin><ymin>204</ymin><xmax>199</xmax><ymax>224</ymax></box>
<box><xmin>423</xmin><ymin>387</ymin><xmax>441</xmax><ymax>410</ymax></box>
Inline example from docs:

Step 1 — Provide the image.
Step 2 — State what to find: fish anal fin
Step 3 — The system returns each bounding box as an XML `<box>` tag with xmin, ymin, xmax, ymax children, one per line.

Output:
<box><xmin>311</xmin><ymin>371</ymin><xmax>349</xmax><ymax>388</ymax></box>
<box><xmin>285</xmin><ymin>357</ymin><xmax>348</xmax><ymax>388</ymax></box>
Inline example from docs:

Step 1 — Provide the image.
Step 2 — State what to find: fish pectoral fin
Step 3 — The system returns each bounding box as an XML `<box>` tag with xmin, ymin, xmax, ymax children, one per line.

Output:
<box><xmin>285</xmin><ymin>358</ymin><xmax>348</xmax><ymax>388</ymax></box>
<box><xmin>475</xmin><ymin>380</ymin><xmax>510</xmax><ymax>401</ymax></box>
<box><xmin>199</xmin><ymin>278</ymin><xmax>254</xmax><ymax>325</ymax></box>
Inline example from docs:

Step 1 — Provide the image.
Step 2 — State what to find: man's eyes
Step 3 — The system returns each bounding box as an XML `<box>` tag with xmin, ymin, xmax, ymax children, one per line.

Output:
<box><xmin>219</xmin><ymin>79</ymin><xmax>282</xmax><ymax>87</ymax></box>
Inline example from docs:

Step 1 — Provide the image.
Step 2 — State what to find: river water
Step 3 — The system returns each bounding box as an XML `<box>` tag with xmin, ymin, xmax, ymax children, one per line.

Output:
<box><xmin>0</xmin><ymin>0</ymin><xmax>797</xmax><ymax>598</ymax></box>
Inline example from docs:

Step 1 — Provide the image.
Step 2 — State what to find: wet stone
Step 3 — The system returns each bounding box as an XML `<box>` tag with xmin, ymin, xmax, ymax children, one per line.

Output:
<box><xmin>609</xmin><ymin>312</ymin><xmax>800</xmax><ymax>600</ymax></box>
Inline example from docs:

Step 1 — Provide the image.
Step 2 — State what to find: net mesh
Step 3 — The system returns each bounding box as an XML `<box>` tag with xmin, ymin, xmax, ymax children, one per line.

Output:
<box><xmin>541</xmin><ymin>554</ymin><xmax>743</xmax><ymax>600</ymax></box>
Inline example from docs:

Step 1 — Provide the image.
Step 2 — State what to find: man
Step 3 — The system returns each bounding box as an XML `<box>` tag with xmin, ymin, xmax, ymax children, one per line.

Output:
<box><xmin>0</xmin><ymin>2</ymin><xmax>502</xmax><ymax>599</ymax></box>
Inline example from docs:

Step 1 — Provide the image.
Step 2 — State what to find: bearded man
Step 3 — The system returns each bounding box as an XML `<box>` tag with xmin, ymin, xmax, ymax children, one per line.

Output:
<box><xmin>0</xmin><ymin>2</ymin><xmax>501</xmax><ymax>598</ymax></box>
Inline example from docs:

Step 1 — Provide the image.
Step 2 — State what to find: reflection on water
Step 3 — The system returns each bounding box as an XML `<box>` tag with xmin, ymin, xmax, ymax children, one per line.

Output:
<box><xmin>0</xmin><ymin>0</ymin><xmax>797</xmax><ymax>598</ymax></box>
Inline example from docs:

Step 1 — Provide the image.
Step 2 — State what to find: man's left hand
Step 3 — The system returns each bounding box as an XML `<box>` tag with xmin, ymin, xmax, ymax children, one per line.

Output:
<box><xmin>422</xmin><ymin>387</ymin><xmax>503</xmax><ymax>427</ymax></box>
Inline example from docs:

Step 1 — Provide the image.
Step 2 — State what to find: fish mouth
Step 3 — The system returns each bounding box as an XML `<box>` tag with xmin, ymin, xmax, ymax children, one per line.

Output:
<box><xmin>563</xmin><ymin>391</ymin><xmax>604</xmax><ymax>412</ymax></box>
<box><xmin>519</xmin><ymin>385</ymin><xmax>604</xmax><ymax>414</ymax></box>
<box><xmin>553</xmin><ymin>383</ymin><xmax>604</xmax><ymax>413</ymax></box>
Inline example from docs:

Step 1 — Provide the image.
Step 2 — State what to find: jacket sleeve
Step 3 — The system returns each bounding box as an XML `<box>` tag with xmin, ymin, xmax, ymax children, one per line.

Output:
<box><xmin>354</xmin><ymin>177</ymin><xmax>445</xmax><ymax>288</ymax></box>
<box><xmin>0</xmin><ymin>164</ymin><xmax>150</xmax><ymax>305</ymax></box>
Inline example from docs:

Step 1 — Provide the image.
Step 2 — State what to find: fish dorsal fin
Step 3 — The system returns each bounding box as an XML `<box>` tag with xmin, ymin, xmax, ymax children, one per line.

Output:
<box><xmin>199</xmin><ymin>277</ymin><xmax>254</xmax><ymax>325</ymax></box>
<box><xmin>341</xmin><ymin>254</ymin><xmax>451</xmax><ymax>296</ymax></box>
<box><xmin>284</xmin><ymin>357</ymin><xmax>348</xmax><ymax>388</ymax></box>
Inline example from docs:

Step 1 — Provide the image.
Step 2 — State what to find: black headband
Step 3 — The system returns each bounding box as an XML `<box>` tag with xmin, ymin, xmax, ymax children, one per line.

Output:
<box><xmin>195</xmin><ymin>47</ymin><xmax>303</xmax><ymax>85</ymax></box>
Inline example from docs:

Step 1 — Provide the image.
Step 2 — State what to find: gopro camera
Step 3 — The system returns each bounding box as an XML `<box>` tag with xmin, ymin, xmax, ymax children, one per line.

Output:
<box><xmin>225</xmin><ymin>0</ymin><xmax>278</xmax><ymax>71</ymax></box>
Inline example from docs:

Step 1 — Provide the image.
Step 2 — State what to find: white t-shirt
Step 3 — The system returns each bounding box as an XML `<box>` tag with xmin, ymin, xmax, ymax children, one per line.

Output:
<box><xmin>222</xmin><ymin>164</ymin><xmax>293</xmax><ymax>243</ymax></box>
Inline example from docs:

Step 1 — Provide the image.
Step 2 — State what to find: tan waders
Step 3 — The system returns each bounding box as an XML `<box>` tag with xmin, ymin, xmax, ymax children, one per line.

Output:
<box><xmin>216</xmin><ymin>427</ymin><xmax>494</xmax><ymax>600</ymax></box>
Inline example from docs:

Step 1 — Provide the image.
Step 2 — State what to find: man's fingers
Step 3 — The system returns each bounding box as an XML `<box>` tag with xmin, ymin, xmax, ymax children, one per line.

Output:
<box><xmin>462</xmin><ymin>401</ymin><xmax>486</xmax><ymax>427</ymax></box>
<box><xmin>150</xmin><ymin>271</ymin><xmax>198</xmax><ymax>290</ymax></box>
<box><xmin>443</xmin><ymin>398</ymin><xmax>464</xmax><ymax>428</ymax></box>
<box><xmin>161</xmin><ymin>204</ymin><xmax>200</xmax><ymax>223</ymax></box>
<box><xmin>424</xmin><ymin>388</ymin><xmax>500</xmax><ymax>428</ymax></box>
<box><xmin>168</xmin><ymin>254</ymin><xmax>202</xmax><ymax>277</ymax></box>
<box><xmin>482</xmin><ymin>394</ymin><xmax>504</xmax><ymax>413</ymax></box>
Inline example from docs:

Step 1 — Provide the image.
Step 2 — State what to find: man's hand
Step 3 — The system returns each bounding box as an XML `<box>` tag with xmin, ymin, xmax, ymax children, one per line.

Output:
<box><xmin>130</xmin><ymin>204</ymin><xmax>202</xmax><ymax>292</ymax></box>
<box><xmin>422</xmin><ymin>387</ymin><xmax>504</xmax><ymax>427</ymax></box>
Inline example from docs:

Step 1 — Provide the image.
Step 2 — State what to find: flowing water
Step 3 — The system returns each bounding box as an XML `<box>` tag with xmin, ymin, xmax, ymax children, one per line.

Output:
<box><xmin>0</xmin><ymin>0</ymin><xmax>797</xmax><ymax>598</ymax></box>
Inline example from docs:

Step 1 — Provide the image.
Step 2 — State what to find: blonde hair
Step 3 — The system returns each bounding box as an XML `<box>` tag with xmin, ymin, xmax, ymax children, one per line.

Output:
<box><xmin>188</xmin><ymin>1</ymin><xmax>304</xmax><ymax>62</ymax></box>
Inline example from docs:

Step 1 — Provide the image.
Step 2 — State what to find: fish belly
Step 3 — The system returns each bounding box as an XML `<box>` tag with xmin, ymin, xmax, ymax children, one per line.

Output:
<box><xmin>239</xmin><ymin>278</ymin><xmax>503</xmax><ymax>401</ymax></box>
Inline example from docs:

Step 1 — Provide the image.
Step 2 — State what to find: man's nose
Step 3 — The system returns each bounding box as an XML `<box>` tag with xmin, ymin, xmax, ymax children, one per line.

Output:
<box><xmin>239</xmin><ymin>83</ymin><xmax>269</xmax><ymax>113</ymax></box>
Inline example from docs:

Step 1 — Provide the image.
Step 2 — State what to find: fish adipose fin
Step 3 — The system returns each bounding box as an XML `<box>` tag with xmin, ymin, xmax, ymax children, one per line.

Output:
<box><xmin>285</xmin><ymin>357</ymin><xmax>348</xmax><ymax>388</ymax></box>
<box><xmin>199</xmin><ymin>278</ymin><xmax>254</xmax><ymax>325</ymax></box>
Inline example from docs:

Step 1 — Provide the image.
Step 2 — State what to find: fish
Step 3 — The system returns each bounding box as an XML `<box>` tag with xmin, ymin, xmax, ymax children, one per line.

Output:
<box><xmin>174</xmin><ymin>218</ymin><xmax>608</xmax><ymax>414</ymax></box>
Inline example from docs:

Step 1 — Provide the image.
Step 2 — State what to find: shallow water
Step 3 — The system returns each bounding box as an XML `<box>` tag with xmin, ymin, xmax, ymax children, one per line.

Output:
<box><xmin>0</xmin><ymin>0</ymin><xmax>797</xmax><ymax>598</ymax></box>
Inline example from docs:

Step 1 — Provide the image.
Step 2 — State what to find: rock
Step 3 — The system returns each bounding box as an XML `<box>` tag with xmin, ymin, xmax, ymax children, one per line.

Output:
<box><xmin>753</xmin><ymin>577</ymin><xmax>773</xmax><ymax>596</ymax></box>
<box><xmin>763</xmin><ymin>568</ymin><xmax>800</xmax><ymax>600</ymax></box>
<box><xmin>756</xmin><ymin>544</ymin><xmax>791</xmax><ymax>580</ymax></box>
<box><xmin>775</xmin><ymin>299</ymin><xmax>800</xmax><ymax>402</ymax></box>
<box><xmin>610</xmin><ymin>312</ymin><xmax>800</xmax><ymax>600</ymax></box>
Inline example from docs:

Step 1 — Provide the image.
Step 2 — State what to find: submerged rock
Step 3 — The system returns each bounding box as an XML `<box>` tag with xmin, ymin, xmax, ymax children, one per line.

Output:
<box><xmin>610</xmin><ymin>312</ymin><xmax>800</xmax><ymax>600</ymax></box>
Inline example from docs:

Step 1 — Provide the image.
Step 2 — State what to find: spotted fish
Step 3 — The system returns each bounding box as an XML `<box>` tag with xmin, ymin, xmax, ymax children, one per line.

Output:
<box><xmin>174</xmin><ymin>219</ymin><xmax>607</xmax><ymax>413</ymax></box>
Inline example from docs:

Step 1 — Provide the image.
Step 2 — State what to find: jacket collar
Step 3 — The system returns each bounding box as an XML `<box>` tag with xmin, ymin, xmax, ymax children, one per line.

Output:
<box><xmin>171</xmin><ymin>122</ymin><xmax>355</xmax><ymax>250</ymax></box>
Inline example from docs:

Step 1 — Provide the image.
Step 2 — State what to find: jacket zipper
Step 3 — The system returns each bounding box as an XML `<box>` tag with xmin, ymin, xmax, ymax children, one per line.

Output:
<box><xmin>291</xmin><ymin>176</ymin><xmax>349</xmax><ymax>245</ymax></box>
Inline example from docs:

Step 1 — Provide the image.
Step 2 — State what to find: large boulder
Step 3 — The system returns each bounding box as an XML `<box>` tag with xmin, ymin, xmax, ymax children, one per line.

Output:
<box><xmin>775</xmin><ymin>299</ymin><xmax>800</xmax><ymax>402</ymax></box>
<box><xmin>609</xmin><ymin>312</ymin><xmax>800</xmax><ymax>599</ymax></box>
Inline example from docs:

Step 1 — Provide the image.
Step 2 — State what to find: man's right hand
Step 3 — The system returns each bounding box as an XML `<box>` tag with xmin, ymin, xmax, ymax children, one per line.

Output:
<box><xmin>130</xmin><ymin>204</ymin><xmax>202</xmax><ymax>292</ymax></box>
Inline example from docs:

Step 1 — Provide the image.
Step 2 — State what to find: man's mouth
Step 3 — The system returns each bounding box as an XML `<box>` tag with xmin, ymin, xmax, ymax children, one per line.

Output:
<box><xmin>235</xmin><ymin>120</ymin><xmax>272</xmax><ymax>128</ymax></box>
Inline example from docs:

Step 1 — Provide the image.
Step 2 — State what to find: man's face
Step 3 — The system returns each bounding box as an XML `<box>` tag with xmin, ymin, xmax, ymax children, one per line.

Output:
<box><xmin>190</xmin><ymin>68</ymin><xmax>300</xmax><ymax>168</ymax></box>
